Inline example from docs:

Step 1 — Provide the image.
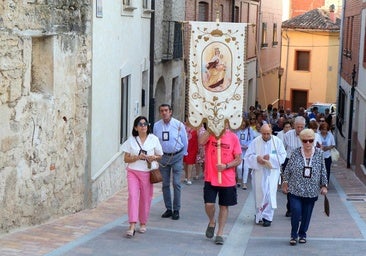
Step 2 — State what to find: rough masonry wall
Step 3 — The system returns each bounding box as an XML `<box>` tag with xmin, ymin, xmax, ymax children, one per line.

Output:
<box><xmin>0</xmin><ymin>1</ymin><xmax>91</xmax><ymax>232</ymax></box>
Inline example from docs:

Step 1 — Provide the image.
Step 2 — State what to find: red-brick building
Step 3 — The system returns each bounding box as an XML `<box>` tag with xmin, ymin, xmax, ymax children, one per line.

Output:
<box><xmin>184</xmin><ymin>0</ymin><xmax>283</xmax><ymax>112</ymax></box>
<box><xmin>337</xmin><ymin>0</ymin><xmax>366</xmax><ymax>184</ymax></box>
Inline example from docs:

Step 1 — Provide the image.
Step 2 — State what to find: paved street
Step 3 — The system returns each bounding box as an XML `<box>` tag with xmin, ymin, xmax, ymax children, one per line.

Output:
<box><xmin>1</xmin><ymin>158</ymin><xmax>366</xmax><ymax>255</ymax></box>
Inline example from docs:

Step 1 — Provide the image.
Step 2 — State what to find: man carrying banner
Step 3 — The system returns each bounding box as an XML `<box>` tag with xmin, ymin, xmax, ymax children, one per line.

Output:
<box><xmin>198</xmin><ymin>124</ymin><xmax>241</xmax><ymax>245</ymax></box>
<box><xmin>244</xmin><ymin>124</ymin><xmax>286</xmax><ymax>227</ymax></box>
<box><xmin>187</xmin><ymin>21</ymin><xmax>247</xmax><ymax>244</ymax></box>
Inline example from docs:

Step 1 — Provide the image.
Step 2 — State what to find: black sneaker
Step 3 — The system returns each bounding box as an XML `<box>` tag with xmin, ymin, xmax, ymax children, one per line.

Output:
<box><xmin>161</xmin><ymin>209</ymin><xmax>173</xmax><ymax>218</ymax></box>
<box><xmin>262</xmin><ymin>218</ymin><xmax>271</xmax><ymax>227</ymax></box>
<box><xmin>172</xmin><ymin>210</ymin><xmax>180</xmax><ymax>220</ymax></box>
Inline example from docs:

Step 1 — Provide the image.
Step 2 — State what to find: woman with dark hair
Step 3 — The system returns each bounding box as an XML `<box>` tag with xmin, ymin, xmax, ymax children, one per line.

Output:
<box><xmin>120</xmin><ymin>116</ymin><xmax>163</xmax><ymax>238</ymax></box>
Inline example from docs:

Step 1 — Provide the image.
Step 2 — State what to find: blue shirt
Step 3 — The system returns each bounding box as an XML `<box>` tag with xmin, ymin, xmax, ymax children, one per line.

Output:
<box><xmin>153</xmin><ymin>117</ymin><xmax>188</xmax><ymax>155</ymax></box>
<box><xmin>236</xmin><ymin>127</ymin><xmax>258</xmax><ymax>158</ymax></box>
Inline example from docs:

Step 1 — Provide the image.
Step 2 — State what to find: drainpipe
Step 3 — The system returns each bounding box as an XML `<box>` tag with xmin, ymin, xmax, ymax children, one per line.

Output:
<box><xmin>231</xmin><ymin>0</ymin><xmax>235</xmax><ymax>22</ymax></box>
<box><xmin>149</xmin><ymin>0</ymin><xmax>155</xmax><ymax>125</ymax></box>
<box><xmin>336</xmin><ymin>0</ymin><xmax>347</xmax><ymax>139</ymax></box>
<box><xmin>282</xmin><ymin>31</ymin><xmax>290</xmax><ymax>108</ymax></box>
<box><xmin>346</xmin><ymin>64</ymin><xmax>357</xmax><ymax>168</ymax></box>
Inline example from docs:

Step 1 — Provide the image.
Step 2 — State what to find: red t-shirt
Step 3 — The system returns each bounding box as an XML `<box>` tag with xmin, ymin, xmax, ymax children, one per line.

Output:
<box><xmin>204</xmin><ymin>130</ymin><xmax>242</xmax><ymax>187</ymax></box>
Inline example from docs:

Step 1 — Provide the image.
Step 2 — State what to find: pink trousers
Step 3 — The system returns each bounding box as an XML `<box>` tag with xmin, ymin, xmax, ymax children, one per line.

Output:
<box><xmin>127</xmin><ymin>169</ymin><xmax>153</xmax><ymax>224</ymax></box>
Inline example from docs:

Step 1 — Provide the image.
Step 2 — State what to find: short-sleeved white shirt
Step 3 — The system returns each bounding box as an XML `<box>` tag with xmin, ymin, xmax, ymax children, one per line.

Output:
<box><xmin>120</xmin><ymin>134</ymin><xmax>163</xmax><ymax>172</ymax></box>
<box><xmin>318</xmin><ymin>131</ymin><xmax>336</xmax><ymax>158</ymax></box>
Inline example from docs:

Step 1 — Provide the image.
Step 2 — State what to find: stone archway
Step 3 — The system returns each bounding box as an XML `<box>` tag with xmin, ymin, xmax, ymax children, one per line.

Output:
<box><xmin>154</xmin><ymin>76</ymin><xmax>167</xmax><ymax>122</ymax></box>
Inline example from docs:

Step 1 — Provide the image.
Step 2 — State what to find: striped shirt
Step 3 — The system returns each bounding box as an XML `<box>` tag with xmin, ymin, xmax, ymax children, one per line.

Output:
<box><xmin>283</xmin><ymin>129</ymin><xmax>302</xmax><ymax>158</ymax></box>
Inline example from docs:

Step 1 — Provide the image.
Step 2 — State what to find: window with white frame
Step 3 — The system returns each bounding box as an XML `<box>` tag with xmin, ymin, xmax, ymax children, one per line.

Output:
<box><xmin>122</xmin><ymin>0</ymin><xmax>136</xmax><ymax>14</ymax></box>
<box><xmin>120</xmin><ymin>75</ymin><xmax>130</xmax><ymax>144</ymax></box>
<box><xmin>142</xmin><ymin>0</ymin><xmax>149</xmax><ymax>9</ymax></box>
<box><xmin>123</xmin><ymin>0</ymin><xmax>131</xmax><ymax>6</ymax></box>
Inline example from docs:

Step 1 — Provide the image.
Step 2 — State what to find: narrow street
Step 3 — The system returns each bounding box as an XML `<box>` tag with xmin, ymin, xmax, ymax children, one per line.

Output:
<box><xmin>1</xmin><ymin>158</ymin><xmax>366</xmax><ymax>255</ymax></box>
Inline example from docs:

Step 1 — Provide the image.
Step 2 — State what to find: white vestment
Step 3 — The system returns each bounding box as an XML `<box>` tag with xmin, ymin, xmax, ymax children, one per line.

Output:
<box><xmin>244</xmin><ymin>136</ymin><xmax>286</xmax><ymax>222</ymax></box>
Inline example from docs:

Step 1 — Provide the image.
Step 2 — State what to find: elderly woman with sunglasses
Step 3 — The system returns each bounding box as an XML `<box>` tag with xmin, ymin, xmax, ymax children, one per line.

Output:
<box><xmin>282</xmin><ymin>128</ymin><xmax>328</xmax><ymax>246</ymax></box>
<box><xmin>120</xmin><ymin>116</ymin><xmax>163</xmax><ymax>238</ymax></box>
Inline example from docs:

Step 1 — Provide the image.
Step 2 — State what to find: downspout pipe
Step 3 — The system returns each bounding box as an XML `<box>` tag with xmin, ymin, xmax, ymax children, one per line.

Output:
<box><xmin>231</xmin><ymin>0</ymin><xmax>235</xmax><ymax>22</ymax></box>
<box><xmin>282</xmin><ymin>30</ymin><xmax>290</xmax><ymax>107</ymax></box>
<box><xmin>336</xmin><ymin>0</ymin><xmax>346</xmax><ymax>139</ymax></box>
<box><xmin>149</xmin><ymin>0</ymin><xmax>155</xmax><ymax>125</ymax></box>
<box><xmin>346</xmin><ymin>64</ymin><xmax>357</xmax><ymax>168</ymax></box>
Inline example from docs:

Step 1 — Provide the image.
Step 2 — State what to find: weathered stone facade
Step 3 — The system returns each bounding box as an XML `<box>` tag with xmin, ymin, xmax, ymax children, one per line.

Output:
<box><xmin>0</xmin><ymin>1</ymin><xmax>91</xmax><ymax>232</ymax></box>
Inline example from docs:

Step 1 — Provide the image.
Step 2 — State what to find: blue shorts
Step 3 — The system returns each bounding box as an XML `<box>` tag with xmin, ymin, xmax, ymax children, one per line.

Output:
<box><xmin>203</xmin><ymin>182</ymin><xmax>237</xmax><ymax>206</ymax></box>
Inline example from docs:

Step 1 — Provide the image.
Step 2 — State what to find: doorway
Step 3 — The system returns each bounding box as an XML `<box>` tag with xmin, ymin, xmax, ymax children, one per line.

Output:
<box><xmin>291</xmin><ymin>90</ymin><xmax>308</xmax><ymax>112</ymax></box>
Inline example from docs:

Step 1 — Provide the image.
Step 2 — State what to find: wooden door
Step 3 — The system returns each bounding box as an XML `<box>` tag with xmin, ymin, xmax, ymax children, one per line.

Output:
<box><xmin>291</xmin><ymin>90</ymin><xmax>308</xmax><ymax>112</ymax></box>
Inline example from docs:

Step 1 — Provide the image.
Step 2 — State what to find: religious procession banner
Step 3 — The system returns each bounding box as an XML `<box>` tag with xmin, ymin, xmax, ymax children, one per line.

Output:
<box><xmin>187</xmin><ymin>21</ymin><xmax>247</xmax><ymax>138</ymax></box>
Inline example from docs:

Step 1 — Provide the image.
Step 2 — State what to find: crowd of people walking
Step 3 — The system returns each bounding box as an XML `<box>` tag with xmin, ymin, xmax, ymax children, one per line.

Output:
<box><xmin>121</xmin><ymin>103</ymin><xmax>335</xmax><ymax>246</ymax></box>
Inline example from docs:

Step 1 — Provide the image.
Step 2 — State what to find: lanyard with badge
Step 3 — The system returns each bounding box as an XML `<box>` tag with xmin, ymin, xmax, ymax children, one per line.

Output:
<box><xmin>240</xmin><ymin>128</ymin><xmax>251</xmax><ymax>141</ymax></box>
<box><xmin>162</xmin><ymin>122</ymin><xmax>170</xmax><ymax>141</ymax></box>
<box><xmin>301</xmin><ymin>148</ymin><xmax>314</xmax><ymax>178</ymax></box>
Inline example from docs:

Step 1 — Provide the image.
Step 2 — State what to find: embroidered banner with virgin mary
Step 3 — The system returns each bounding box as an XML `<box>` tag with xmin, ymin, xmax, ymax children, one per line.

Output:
<box><xmin>187</xmin><ymin>21</ymin><xmax>247</xmax><ymax>138</ymax></box>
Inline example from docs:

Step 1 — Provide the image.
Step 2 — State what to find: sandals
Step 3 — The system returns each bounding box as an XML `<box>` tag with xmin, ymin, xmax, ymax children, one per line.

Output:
<box><xmin>139</xmin><ymin>226</ymin><xmax>147</xmax><ymax>234</ymax></box>
<box><xmin>125</xmin><ymin>229</ymin><xmax>135</xmax><ymax>238</ymax></box>
<box><xmin>290</xmin><ymin>238</ymin><xmax>297</xmax><ymax>246</ymax></box>
<box><xmin>299</xmin><ymin>237</ymin><xmax>307</xmax><ymax>243</ymax></box>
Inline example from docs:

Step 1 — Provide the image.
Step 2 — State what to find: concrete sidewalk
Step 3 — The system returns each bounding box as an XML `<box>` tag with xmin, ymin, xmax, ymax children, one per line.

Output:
<box><xmin>1</xmin><ymin>158</ymin><xmax>366</xmax><ymax>255</ymax></box>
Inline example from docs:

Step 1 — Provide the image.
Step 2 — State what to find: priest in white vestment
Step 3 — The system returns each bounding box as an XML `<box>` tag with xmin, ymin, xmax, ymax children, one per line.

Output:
<box><xmin>244</xmin><ymin>124</ymin><xmax>286</xmax><ymax>227</ymax></box>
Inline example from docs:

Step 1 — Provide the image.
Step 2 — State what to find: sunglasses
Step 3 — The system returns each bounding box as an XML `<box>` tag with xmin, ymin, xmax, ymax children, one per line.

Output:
<box><xmin>137</xmin><ymin>122</ymin><xmax>148</xmax><ymax>127</ymax></box>
<box><xmin>302</xmin><ymin>139</ymin><xmax>314</xmax><ymax>143</ymax></box>
<box><xmin>319</xmin><ymin>120</ymin><xmax>325</xmax><ymax>122</ymax></box>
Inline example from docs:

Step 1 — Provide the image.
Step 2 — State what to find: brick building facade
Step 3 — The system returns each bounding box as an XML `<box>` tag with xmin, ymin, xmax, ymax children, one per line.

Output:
<box><xmin>337</xmin><ymin>0</ymin><xmax>366</xmax><ymax>185</ymax></box>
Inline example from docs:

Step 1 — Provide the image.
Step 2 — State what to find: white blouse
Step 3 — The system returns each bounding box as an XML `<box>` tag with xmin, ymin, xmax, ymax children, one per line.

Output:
<box><xmin>120</xmin><ymin>134</ymin><xmax>163</xmax><ymax>172</ymax></box>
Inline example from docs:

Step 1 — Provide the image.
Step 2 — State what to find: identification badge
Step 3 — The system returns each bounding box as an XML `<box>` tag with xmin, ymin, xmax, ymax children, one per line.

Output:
<box><xmin>162</xmin><ymin>131</ymin><xmax>169</xmax><ymax>141</ymax></box>
<box><xmin>240</xmin><ymin>133</ymin><xmax>245</xmax><ymax>140</ymax></box>
<box><xmin>303</xmin><ymin>166</ymin><xmax>312</xmax><ymax>178</ymax></box>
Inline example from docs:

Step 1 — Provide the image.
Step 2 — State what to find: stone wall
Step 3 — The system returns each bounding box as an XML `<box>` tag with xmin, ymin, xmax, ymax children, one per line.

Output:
<box><xmin>0</xmin><ymin>1</ymin><xmax>92</xmax><ymax>233</ymax></box>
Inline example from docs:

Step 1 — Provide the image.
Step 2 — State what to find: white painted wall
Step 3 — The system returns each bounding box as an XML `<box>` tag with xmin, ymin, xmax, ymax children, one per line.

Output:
<box><xmin>91</xmin><ymin>0</ymin><xmax>151</xmax><ymax>178</ymax></box>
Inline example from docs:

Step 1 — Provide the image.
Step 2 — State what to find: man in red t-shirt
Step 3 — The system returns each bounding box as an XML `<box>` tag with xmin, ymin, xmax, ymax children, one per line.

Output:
<box><xmin>198</xmin><ymin>126</ymin><xmax>241</xmax><ymax>245</ymax></box>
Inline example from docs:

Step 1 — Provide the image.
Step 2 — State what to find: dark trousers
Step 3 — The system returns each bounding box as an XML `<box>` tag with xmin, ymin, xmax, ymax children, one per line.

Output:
<box><xmin>283</xmin><ymin>158</ymin><xmax>291</xmax><ymax>212</ymax></box>
<box><xmin>289</xmin><ymin>193</ymin><xmax>317</xmax><ymax>239</ymax></box>
<box><xmin>324</xmin><ymin>156</ymin><xmax>332</xmax><ymax>183</ymax></box>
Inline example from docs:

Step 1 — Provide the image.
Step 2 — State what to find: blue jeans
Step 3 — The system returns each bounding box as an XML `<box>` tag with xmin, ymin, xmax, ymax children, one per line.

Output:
<box><xmin>160</xmin><ymin>151</ymin><xmax>184</xmax><ymax>211</ymax></box>
<box><xmin>289</xmin><ymin>193</ymin><xmax>317</xmax><ymax>239</ymax></box>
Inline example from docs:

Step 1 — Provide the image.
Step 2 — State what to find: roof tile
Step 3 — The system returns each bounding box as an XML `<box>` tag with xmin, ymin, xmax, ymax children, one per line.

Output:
<box><xmin>282</xmin><ymin>9</ymin><xmax>341</xmax><ymax>31</ymax></box>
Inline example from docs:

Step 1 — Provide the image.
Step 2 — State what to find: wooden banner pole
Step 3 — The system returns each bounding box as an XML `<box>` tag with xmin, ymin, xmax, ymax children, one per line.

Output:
<box><xmin>217</xmin><ymin>138</ymin><xmax>222</xmax><ymax>184</ymax></box>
